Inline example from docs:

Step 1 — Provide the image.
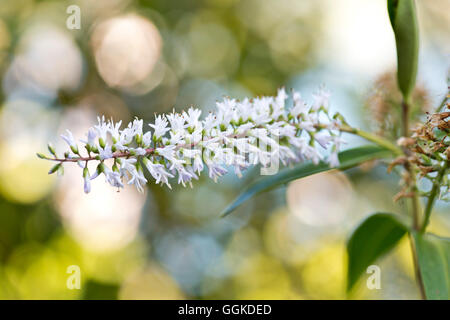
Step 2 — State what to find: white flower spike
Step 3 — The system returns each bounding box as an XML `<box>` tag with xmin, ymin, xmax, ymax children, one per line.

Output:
<box><xmin>40</xmin><ymin>88</ymin><xmax>345</xmax><ymax>193</ymax></box>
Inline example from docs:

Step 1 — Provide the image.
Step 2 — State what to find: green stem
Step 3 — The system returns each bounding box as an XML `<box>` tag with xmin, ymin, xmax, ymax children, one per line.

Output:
<box><xmin>399</xmin><ymin>99</ymin><xmax>421</xmax><ymax>230</ymax></box>
<box><xmin>401</xmin><ymin>100</ymin><xmax>410</xmax><ymax>137</ymax></box>
<box><xmin>340</xmin><ymin>125</ymin><xmax>403</xmax><ymax>156</ymax></box>
<box><xmin>409</xmin><ymin>233</ymin><xmax>427</xmax><ymax>300</ymax></box>
<box><xmin>343</xmin><ymin>121</ymin><xmax>427</xmax><ymax>298</ymax></box>
<box><xmin>399</xmin><ymin>99</ymin><xmax>426</xmax><ymax>299</ymax></box>
<box><xmin>420</xmin><ymin>161</ymin><xmax>449</xmax><ymax>233</ymax></box>
<box><xmin>409</xmin><ymin>167</ymin><xmax>421</xmax><ymax>231</ymax></box>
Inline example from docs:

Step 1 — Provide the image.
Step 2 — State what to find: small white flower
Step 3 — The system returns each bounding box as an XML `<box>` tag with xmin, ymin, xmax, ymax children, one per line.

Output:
<box><xmin>119</xmin><ymin>127</ymin><xmax>134</xmax><ymax>147</ymax></box>
<box><xmin>83</xmin><ymin>168</ymin><xmax>91</xmax><ymax>194</ymax></box>
<box><xmin>61</xmin><ymin>129</ymin><xmax>76</xmax><ymax>147</ymax></box>
<box><xmin>80</xmin><ymin>128</ymin><xmax>97</xmax><ymax>148</ymax></box>
<box><xmin>99</xmin><ymin>144</ymin><xmax>113</xmax><ymax>160</ymax></box>
<box><xmin>142</xmin><ymin>131</ymin><xmax>152</xmax><ymax>147</ymax></box>
<box><xmin>157</xmin><ymin>145</ymin><xmax>185</xmax><ymax>167</ymax></box>
<box><xmin>203</xmin><ymin>113</ymin><xmax>218</xmax><ymax>131</ymax></box>
<box><xmin>328</xmin><ymin>151</ymin><xmax>339</xmax><ymax>167</ymax></box>
<box><xmin>207</xmin><ymin>163</ymin><xmax>227</xmax><ymax>182</ymax></box>
<box><xmin>273</xmin><ymin>87</ymin><xmax>287</xmax><ymax>118</ymax></box>
<box><xmin>145</xmin><ymin>160</ymin><xmax>174</xmax><ymax>188</ymax></box>
<box><xmin>183</xmin><ymin>107</ymin><xmax>202</xmax><ymax>129</ymax></box>
<box><xmin>95</xmin><ymin>116</ymin><xmax>109</xmax><ymax>144</ymax></box>
<box><xmin>119</xmin><ymin>158</ymin><xmax>146</xmax><ymax>191</ymax></box>
<box><xmin>290</xmin><ymin>91</ymin><xmax>307</xmax><ymax>118</ymax></box>
<box><xmin>315</xmin><ymin>132</ymin><xmax>332</xmax><ymax>149</ymax></box>
<box><xmin>61</xmin><ymin>129</ymin><xmax>79</xmax><ymax>154</ymax></box>
<box><xmin>128</xmin><ymin>168</ymin><xmax>147</xmax><ymax>193</ymax></box>
<box><xmin>174</xmin><ymin>165</ymin><xmax>196</xmax><ymax>187</ymax></box>
<box><xmin>192</xmin><ymin>156</ymin><xmax>204</xmax><ymax>174</ymax></box>
<box><xmin>149</xmin><ymin>115</ymin><xmax>170</xmax><ymax>139</ymax></box>
<box><xmin>103</xmin><ymin>165</ymin><xmax>123</xmax><ymax>188</ymax></box>
<box><xmin>167</xmin><ymin>112</ymin><xmax>186</xmax><ymax>132</ymax></box>
<box><xmin>312</xmin><ymin>88</ymin><xmax>330</xmax><ymax>111</ymax></box>
<box><xmin>131</xmin><ymin>118</ymin><xmax>143</xmax><ymax>136</ymax></box>
<box><xmin>83</xmin><ymin>176</ymin><xmax>91</xmax><ymax>193</ymax></box>
<box><xmin>169</xmin><ymin>131</ymin><xmax>185</xmax><ymax>146</ymax></box>
<box><xmin>109</xmin><ymin>119</ymin><xmax>122</xmax><ymax>141</ymax></box>
<box><xmin>331</xmin><ymin>135</ymin><xmax>346</xmax><ymax>150</ymax></box>
<box><xmin>120</xmin><ymin>158</ymin><xmax>137</xmax><ymax>175</ymax></box>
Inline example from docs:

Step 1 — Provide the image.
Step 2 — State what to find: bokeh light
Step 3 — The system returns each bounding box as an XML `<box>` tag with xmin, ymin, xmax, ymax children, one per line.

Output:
<box><xmin>286</xmin><ymin>171</ymin><xmax>354</xmax><ymax>226</ymax></box>
<box><xmin>92</xmin><ymin>14</ymin><xmax>162</xmax><ymax>92</ymax></box>
<box><xmin>0</xmin><ymin>0</ymin><xmax>447</xmax><ymax>300</ymax></box>
<box><xmin>3</xmin><ymin>24</ymin><xmax>83</xmax><ymax>97</ymax></box>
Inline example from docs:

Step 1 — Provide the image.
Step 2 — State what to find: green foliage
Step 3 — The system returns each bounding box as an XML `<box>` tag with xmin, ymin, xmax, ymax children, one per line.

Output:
<box><xmin>412</xmin><ymin>232</ymin><xmax>450</xmax><ymax>300</ymax></box>
<box><xmin>346</xmin><ymin>213</ymin><xmax>408</xmax><ymax>292</ymax></box>
<box><xmin>388</xmin><ymin>0</ymin><xmax>419</xmax><ymax>102</ymax></box>
<box><xmin>221</xmin><ymin>145</ymin><xmax>393</xmax><ymax>217</ymax></box>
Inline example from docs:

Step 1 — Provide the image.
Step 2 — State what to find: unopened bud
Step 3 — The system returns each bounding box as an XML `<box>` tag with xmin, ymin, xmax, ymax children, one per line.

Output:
<box><xmin>97</xmin><ymin>163</ymin><xmax>105</xmax><ymax>174</ymax></box>
<box><xmin>47</xmin><ymin>143</ymin><xmax>56</xmax><ymax>156</ymax></box>
<box><xmin>70</xmin><ymin>145</ymin><xmax>79</xmax><ymax>155</ymax></box>
<box><xmin>83</xmin><ymin>167</ymin><xmax>90</xmax><ymax>178</ymax></box>
<box><xmin>135</xmin><ymin>134</ymin><xmax>142</xmax><ymax>145</ymax></box>
<box><xmin>48</xmin><ymin>163</ymin><xmax>62</xmax><ymax>175</ymax></box>
<box><xmin>99</xmin><ymin>138</ymin><xmax>106</xmax><ymax>149</ymax></box>
<box><xmin>36</xmin><ymin>153</ymin><xmax>47</xmax><ymax>159</ymax></box>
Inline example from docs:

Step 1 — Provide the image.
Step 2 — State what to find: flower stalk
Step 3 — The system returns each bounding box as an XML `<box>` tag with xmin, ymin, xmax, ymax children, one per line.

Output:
<box><xmin>339</xmin><ymin>125</ymin><xmax>403</xmax><ymax>156</ymax></box>
<box><xmin>39</xmin><ymin>88</ymin><xmax>348</xmax><ymax>193</ymax></box>
<box><xmin>420</xmin><ymin>160</ymin><xmax>449</xmax><ymax>233</ymax></box>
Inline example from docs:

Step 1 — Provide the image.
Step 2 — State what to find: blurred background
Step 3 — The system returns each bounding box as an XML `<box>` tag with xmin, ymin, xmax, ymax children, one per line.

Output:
<box><xmin>0</xmin><ymin>0</ymin><xmax>448</xmax><ymax>299</ymax></box>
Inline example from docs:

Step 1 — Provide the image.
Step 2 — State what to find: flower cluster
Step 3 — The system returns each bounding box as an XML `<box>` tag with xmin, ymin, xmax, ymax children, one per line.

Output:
<box><xmin>394</xmin><ymin>105</ymin><xmax>450</xmax><ymax>200</ymax></box>
<box><xmin>38</xmin><ymin>88</ymin><xmax>346</xmax><ymax>193</ymax></box>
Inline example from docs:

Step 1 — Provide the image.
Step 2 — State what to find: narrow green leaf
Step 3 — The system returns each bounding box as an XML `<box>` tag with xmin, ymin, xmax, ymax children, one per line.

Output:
<box><xmin>388</xmin><ymin>0</ymin><xmax>419</xmax><ymax>102</ymax></box>
<box><xmin>387</xmin><ymin>0</ymin><xmax>398</xmax><ymax>29</ymax></box>
<box><xmin>347</xmin><ymin>213</ymin><xmax>408</xmax><ymax>292</ymax></box>
<box><xmin>221</xmin><ymin>145</ymin><xmax>393</xmax><ymax>217</ymax></box>
<box><xmin>412</xmin><ymin>232</ymin><xmax>450</xmax><ymax>300</ymax></box>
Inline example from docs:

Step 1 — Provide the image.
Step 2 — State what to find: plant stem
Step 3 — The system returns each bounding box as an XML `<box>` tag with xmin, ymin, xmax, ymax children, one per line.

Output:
<box><xmin>41</xmin><ymin>131</ymin><xmax>251</xmax><ymax>164</ymax></box>
<box><xmin>420</xmin><ymin>161</ymin><xmax>449</xmax><ymax>233</ymax></box>
<box><xmin>401</xmin><ymin>100</ymin><xmax>410</xmax><ymax>137</ymax></box>
<box><xmin>41</xmin><ymin>150</ymin><xmax>142</xmax><ymax>162</ymax></box>
<box><xmin>399</xmin><ymin>99</ymin><xmax>421</xmax><ymax>229</ymax></box>
<box><xmin>339</xmin><ymin>125</ymin><xmax>403</xmax><ymax>156</ymax></box>
<box><xmin>400</xmin><ymin>98</ymin><xmax>427</xmax><ymax>299</ymax></box>
<box><xmin>409</xmin><ymin>233</ymin><xmax>427</xmax><ymax>300</ymax></box>
<box><xmin>408</xmin><ymin>167</ymin><xmax>421</xmax><ymax>231</ymax></box>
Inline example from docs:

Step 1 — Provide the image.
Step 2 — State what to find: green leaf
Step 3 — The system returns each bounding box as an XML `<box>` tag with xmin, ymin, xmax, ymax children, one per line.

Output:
<box><xmin>387</xmin><ymin>0</ymin><xmax>398</xmax><ymax>28</ymax></box>
<box><xmin>388</xmin><ymin>0</ymin><xmax>419</xmax><ymax>102</ymax></box>
<box><xmin>412</xmin><ymin>232</ymin><xmax>450</xmax><ymax>300</ymax></box>
<box><xmin>221</xmin><ymin>145</ymin><xmax>393</xmax><ymax>217</ymax></box>
<box><xmin>347</xmin><ymin>213</ymin><xmax>408</xmax><ymax>292</ymax></box>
